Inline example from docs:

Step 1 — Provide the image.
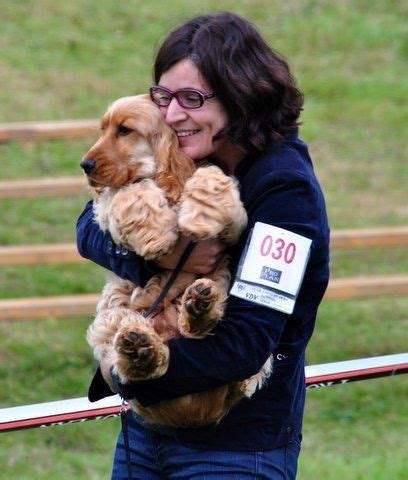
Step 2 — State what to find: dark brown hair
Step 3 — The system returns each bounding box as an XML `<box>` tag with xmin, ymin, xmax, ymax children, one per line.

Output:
<box><xmin>154</xmin><ymin>12</ymin><xmax>304</xmax><ymax>153</ymax></box>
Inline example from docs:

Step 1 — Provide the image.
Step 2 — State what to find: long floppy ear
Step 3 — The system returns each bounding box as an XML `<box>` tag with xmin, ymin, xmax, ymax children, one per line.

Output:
<box><xmin>153</xmin><ymin>123</ymin><xmax>195</xmax><ymax>204</ymax></box>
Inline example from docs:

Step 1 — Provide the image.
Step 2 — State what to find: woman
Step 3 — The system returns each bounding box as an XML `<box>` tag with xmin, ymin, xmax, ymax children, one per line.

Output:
<box><xmin>77</xmin><ymin>12</ymin><xmax>330</xmax><ymax>479</ymax></box>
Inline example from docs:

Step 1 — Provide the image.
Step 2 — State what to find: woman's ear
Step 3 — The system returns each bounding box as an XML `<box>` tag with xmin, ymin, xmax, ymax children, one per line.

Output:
<box><xmin>153</xmin><ymin>123</ymin><xmax>195</xmax><ymax>204</ymax></box>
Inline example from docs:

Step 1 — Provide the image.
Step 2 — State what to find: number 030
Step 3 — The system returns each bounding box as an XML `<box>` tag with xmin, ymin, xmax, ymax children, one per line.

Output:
<box><xmin>260</xmin><ymin>236</ymin><xmax>296</xmax><ymax>264</ymax></box>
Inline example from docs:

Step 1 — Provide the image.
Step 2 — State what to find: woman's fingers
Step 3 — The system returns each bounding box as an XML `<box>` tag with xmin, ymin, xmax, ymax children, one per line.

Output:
<box><xmin>184</xmin><ymin>238</ymin><xmax>226</xmax><ymax>274</ymax></box>
<box><xmin>156</xmin><ymin>236</ymin><xmax>226</xmax><ymax>274</ymax></box>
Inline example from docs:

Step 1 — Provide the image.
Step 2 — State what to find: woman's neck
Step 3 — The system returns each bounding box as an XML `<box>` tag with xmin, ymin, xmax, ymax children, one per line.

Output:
<box><xmin>211</xmin><ymin>141</ymin><xmax>246</xmax><ymax>175</ymax></box>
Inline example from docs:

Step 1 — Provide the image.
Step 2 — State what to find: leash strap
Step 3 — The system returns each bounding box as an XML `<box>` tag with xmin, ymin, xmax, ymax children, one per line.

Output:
<box><xmin>143</xmin><ymin>240</ymin><xmax>196</xmax><ymax>318</ymax></box>
<box><xmin>120</xmin><ymin>240</ymin><xmax>196</xmax><ymax>478</ymax></box>
<box><xmin>120</xmin><ymin>400</ymin><xmax>132</xmax><ymax>479</ymax></box>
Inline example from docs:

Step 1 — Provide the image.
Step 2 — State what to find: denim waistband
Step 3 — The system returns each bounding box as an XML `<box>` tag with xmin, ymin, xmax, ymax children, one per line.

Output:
<box><xmin>131</xmin><ymin>411</ymin><xmax>179</xmax><ymax>437</ymax></box>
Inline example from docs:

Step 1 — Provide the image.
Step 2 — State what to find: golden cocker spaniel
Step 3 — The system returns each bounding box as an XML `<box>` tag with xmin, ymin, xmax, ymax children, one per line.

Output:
<box><xmin>82</xmin><ymin>95</ymin><xmax>272</xmax><ymax>427</ymax></box>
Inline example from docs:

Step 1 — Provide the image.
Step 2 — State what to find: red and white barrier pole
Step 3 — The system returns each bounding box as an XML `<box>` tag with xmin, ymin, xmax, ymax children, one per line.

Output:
<box><xmin>1</xmin><ymin>353</ymin><xmax>406</xmax><ymax>433</ymax></box>
<box><xmin>304</xmin><ymin>353</ymin><xmax>407</xmax><ymax>388</ymax></box>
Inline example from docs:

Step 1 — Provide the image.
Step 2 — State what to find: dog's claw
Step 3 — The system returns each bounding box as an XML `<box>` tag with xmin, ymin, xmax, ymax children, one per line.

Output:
<box><xmin>185</xmin><ymin>300</ymin><xmax>195</xmax><ymax>315</ymax></box>
<box><xmin>138</xmin><ymin>346</ymin><xmax>153</xmax><ymax>360</ymax></box>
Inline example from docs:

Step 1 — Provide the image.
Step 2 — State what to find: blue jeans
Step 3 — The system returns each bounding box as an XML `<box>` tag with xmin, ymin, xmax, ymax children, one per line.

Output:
<box><xmin>111</xmin><ymin>412</ymin><xmax>301</xmax><ymax>479</ymax></box>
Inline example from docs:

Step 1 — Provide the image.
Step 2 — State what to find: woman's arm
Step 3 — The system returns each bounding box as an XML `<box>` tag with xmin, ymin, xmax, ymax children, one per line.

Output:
<box><xmin>109</xmin><ymin>168</ymin><xmax>330</xmax><ymax>406</ymax></box>
<box><xmin>76</xmin><ymin>200</ymin><xmax>156</xmax><ymax>286</ymax></box>
<box><xmin>77</xmin><ymin>201</ymin><xmax>226</xmax><ymax>283</ymax></box>
<box><xmin>79</xmin><ymin>199</ymin><xmax>228</xmax><ymax>401</ymax></box>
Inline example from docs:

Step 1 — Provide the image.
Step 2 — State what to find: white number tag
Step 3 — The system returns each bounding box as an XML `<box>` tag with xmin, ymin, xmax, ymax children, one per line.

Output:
<box><xmin>230</xmin><ymin>222</ymin><xmax>312</xmax><ymax>314</ymax></box>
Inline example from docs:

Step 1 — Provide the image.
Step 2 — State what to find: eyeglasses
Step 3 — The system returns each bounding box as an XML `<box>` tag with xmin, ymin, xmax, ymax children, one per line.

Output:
<box><xmin>149</xmin><ymin>86</ymin><xmax>216</xmax><ymax>109</ymax></box>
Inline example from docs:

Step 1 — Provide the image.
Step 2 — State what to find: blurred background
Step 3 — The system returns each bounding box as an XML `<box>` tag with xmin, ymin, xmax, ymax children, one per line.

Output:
<box><xmin>0</xmin><ymin>1</ymin><xmax>406</xmax><ymax>478</ymax></box>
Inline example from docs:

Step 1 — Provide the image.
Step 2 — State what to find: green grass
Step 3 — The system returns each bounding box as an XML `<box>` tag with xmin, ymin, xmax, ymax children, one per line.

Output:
<box><xmin>0</xmin><ymin>0</ymin><xmax>407</xmax><ymax>478</ymax></box>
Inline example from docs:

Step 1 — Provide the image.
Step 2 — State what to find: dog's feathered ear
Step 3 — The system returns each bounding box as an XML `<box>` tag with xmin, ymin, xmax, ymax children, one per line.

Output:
<box><xmin>152</xmin><ymin>123</ymin><xmax>195</xmax><ymax>204</ymax></box>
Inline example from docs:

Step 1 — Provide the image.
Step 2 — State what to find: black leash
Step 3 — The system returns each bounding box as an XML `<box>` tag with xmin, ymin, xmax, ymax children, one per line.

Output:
<box><xmin>120</xmin><ymin>400</ymin><xmax>133</xmax><ymax>480</ymax></box>
<box><xmin>143</xmin><ymin>240</ymin><xmax>196</xmax><ymax>319</ymax></box>
<box><xmin>120</xmin><ymin>240</ymin><xmax>196</xmax><ymax>479</ymax></box>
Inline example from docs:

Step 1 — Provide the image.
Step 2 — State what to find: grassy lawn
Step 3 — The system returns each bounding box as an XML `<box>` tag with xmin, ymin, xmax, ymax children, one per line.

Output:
<box><xmin>0</xmin><ymin>1</ymin><xmax>407</xmax><ymax>478</ymax></box>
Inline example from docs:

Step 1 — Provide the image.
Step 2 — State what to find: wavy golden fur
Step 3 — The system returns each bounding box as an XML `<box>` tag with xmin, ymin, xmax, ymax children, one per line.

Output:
<box><xmin>83</xmin><ymin>95</ymin><xmax>272</xmax><ymax>427</ymax></box>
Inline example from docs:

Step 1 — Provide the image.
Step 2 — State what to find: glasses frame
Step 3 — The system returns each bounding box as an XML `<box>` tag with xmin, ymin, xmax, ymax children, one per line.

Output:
<box><xmin>149</xmin><ymin>86</ymin><xmax>216</xmax><ymax>109</ymax></box>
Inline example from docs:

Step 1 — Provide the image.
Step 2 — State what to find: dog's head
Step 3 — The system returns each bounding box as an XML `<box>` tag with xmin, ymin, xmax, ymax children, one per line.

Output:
<box><xmin>81</xmin><ymin>94</ymin><xmax>195</xmax><ymax>203</ymax></box>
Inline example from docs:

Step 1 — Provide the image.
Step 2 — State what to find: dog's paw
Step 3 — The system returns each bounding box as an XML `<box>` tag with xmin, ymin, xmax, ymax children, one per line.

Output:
<box><xmin>178</xmin><ymin>279</ymin><xmax>223</xmax><ymax>338</ymax></box>
<box><xmin>184</xmin><ymin>279</ymin><xmax>216</xmax><ymax>318</ymax></box>
<box><xmin>116</xmin><ymin>330</ymin><xmax>154</xmax><ymax>361</ymax></box>
<box><xmin>113</xmin><ymin>324</ymin><xmax>169</xmax><ymax>380</ymax></box>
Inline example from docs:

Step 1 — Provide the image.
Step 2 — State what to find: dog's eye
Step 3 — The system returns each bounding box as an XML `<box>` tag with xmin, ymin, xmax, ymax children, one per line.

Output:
<box><xmin>117</xmin><ymin>125</ymin><xmax>133</xmax><ymax>137</ymax></box>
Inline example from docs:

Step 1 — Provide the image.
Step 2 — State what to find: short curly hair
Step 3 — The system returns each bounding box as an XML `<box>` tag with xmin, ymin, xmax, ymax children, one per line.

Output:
<box><xmin>154</xmin><ymin>12</ymin><xmax>304</xmax><ymax>154</ymax></box>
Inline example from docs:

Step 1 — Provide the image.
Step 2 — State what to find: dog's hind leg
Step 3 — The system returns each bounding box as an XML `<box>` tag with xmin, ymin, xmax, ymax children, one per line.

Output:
<box><xmin>178</xmin><ymin>256</ymin><xmax>231</xmax><ymax>339</ymax></box>
<box><xmin>113</xmin><ymin>312</ymin><xmax>170</xmax><ymax>382</ymax></box>
<box><xmin>129</xmin><ymin>271</ymin><xmax>196</xmax><ymax>311</ymax></box>
<box><xmin>97</xmin><ymin>274</ymin><xmax>136</xmax><ymax>312</ymax></box>
<box><xmin>87</xmin><ymin>306</ymin><xmax>132</xmax><ymax>361</ymax></box>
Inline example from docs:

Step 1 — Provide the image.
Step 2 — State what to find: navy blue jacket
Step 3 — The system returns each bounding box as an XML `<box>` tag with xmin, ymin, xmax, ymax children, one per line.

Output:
<box><xmin>77</xmin><ymin>135</ymin><xmax>330</xmax><ymax>450</ymax></box>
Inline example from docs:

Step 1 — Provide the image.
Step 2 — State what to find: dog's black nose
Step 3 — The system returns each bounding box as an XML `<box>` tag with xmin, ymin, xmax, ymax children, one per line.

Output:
<box><xmin>80</xmin><ymin>158</ymin><xmax>96</xmax><ymax>174</ymax></box>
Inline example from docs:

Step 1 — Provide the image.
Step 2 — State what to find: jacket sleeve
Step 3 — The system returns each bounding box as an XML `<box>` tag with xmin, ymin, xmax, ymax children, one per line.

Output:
<box><xmin>76</xmin><ymin>200</ymin><xmax>158</xmax><ymax>287</ymax></box>
<box><xmin>113</xmin><ymin>168</ymin><xmax>325</xmax><ymax>406</ymax></box>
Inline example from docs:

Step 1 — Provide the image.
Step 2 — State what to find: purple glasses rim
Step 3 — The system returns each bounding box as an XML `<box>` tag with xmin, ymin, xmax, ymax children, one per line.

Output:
<box><xmin>149</xmin><ymin>85</ymin><xmax>216</xmax><ymax>109</ymax></box>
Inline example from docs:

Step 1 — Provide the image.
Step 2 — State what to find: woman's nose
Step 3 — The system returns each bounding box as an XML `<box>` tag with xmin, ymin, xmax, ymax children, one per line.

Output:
<box><xmin>163</xmin><ymin>97</ymin><xmax>188</xmax><ymax>125</ymax></box>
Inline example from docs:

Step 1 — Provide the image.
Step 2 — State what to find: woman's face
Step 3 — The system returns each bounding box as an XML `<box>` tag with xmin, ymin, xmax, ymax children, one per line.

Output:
<box><xmin>157</xmin><ymin>59</ymin><xmax>229</xmax><ymax>162</ymax></box>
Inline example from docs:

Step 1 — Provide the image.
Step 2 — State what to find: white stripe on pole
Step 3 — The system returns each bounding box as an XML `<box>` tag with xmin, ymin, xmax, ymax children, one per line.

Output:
<box><xmin>0</xmin><ymin>395</ymin><xmax>121</xmax><ymax>424</ymax></box>
<box><xmin>304</xmin><ymin>353</ymin><xmax>407</xmax><ymax>377</ymax></box>
<box><xmin>1</xmin><ymin>353</ymin><xmax>407</xmax><ymax>432</ymax></box>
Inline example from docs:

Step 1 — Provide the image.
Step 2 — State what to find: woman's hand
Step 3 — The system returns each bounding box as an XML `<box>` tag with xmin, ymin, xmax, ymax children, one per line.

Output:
<box><xmin>156</xmin><ymin>235</ymin><xmax>226</xmax><ymax>275</ymax></box>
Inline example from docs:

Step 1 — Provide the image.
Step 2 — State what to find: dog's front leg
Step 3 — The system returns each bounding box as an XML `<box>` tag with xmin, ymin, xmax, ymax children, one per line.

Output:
<box><xmin>178</xmin><ymin>165</ymin><xmax>247</xmax><ymax>245</ymax></box>
<box><xmin>108</xmin><ymin>180</ymin><xmax>179</xmax><ymax>260</ymax></box>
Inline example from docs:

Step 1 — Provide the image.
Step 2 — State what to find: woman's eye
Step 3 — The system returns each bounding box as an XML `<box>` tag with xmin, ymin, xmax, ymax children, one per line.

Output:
<box><xmin>182</xmin><ymin>95</ymin><xmax>200</xmax><ymax>107</ymax></box>
<box><xmin>117</xmin><ymin>125</ymin><xmax>132</xmax><ymax>137</ymax></box>
<box><xmin>158</xmin><ymin>94</ymin><xmax>171</xmax><ymax>102</ymax></box>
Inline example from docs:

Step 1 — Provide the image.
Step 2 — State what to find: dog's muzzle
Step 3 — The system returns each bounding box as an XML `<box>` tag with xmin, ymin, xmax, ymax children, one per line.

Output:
<box><xmin>80</xmin><ymin>158</ymin><xmax>96</xmax><ymax>174</ymax></box>
<box><xmin>80</xmin><ymin>158</ymin><xmax>95</xmax><ymax>175</ymax></box>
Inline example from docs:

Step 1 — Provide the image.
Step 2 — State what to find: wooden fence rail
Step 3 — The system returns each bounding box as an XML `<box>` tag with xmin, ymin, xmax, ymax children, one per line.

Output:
<box><xmin>1</xmin><ymin>227</ymin><xmax>407</xmax><ymax>267</ymax></box>
<box><xmin>0</xmin><ymin>275</ymin><xmax>407</xmax><ymax>321</ymax></box>
<box><xmin>0</xmin><ymin>177</ymin><xmax>88</xmax><ymax>200</ymax></box>
<box><xmin>0</xmin><ymin>119</ymin><xmax>99</xmax><ymax>143</ymax></box>
<box><xmin>0</xmin><ymin>178</ymin><xmax>407</xmax><ymax>247</ymax></box>
<box><xmin>0</xmin><ymin>243</ymin><xmax>86</xmax><ymax>266</ymax></box>
<box><xmin>329</xmin><ymin>226</ymin><xmax>408</xmax><ymax>249</ymax></box>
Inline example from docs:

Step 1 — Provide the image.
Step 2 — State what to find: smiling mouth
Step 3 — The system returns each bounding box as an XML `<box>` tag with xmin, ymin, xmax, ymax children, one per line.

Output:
<box><xmin>176</xmin><ymin>130</ymin><xmax>200</xmax><ymax>138</ymax></box>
